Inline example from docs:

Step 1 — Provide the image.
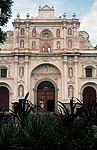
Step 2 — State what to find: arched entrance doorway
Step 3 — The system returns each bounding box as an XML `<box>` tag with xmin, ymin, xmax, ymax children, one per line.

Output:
<box><xmin>83</xmin><ymin>86</ymin><xmax>96</xmax><ymax>105</ymax></box>
<box><xmin>0</xmin><ymin>86</ymin><xmax>9</xmax><ymax>111</ymax></box>
<box><xmin>37</xmin><ymin>81</ymin><xmax>55</xmax><ymax>111</ymax></box>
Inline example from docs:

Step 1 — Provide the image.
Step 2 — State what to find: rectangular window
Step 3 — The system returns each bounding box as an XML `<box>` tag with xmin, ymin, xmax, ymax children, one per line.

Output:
<box><xmin>1</xmin><ymin>69</ymin><xmax>7</xmax><ymax>78</ymax></box>
<box><xmin>86</xmin><ymin>68</ymin><xmax>92</xmax><ymax>77</ymax></box>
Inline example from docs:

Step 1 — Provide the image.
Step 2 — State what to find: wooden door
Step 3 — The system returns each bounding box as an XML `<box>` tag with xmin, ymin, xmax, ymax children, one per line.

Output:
<box><xmin>37</xmin><ymin>88</ymin><xmax>55</xmax><ymax>111</ymax></box>
<box><xmin>0</xmin><ymin>86</ymin><xmax>9</xmax><ymax>111</ymax></box>
<box><xmin>83</xmin><ymin>86</ymin><xmax>96</xmax><ymax>106</ymax></box>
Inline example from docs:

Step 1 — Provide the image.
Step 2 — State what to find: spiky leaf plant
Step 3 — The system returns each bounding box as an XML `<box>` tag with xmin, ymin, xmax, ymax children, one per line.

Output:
<box><xmin>0</xmin><ymin>121</ymin><xmax>22</xmax><ymax>150</ymax></box>
<box><xmin>13</xmin><ymin>92</ymin><xmax>36</xmax><ymax>128</ymax></box>
<box><xmin>21</xmin><ymin>113</ymin><xmax>59</xmax><ymax>150</ymax></box>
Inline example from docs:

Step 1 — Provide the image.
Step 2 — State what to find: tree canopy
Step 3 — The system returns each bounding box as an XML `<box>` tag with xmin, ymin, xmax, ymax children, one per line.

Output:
<box><xmin>0</xmin><ymin>0</ymin><xmax>13</xmax><ymax>43</ymax></box>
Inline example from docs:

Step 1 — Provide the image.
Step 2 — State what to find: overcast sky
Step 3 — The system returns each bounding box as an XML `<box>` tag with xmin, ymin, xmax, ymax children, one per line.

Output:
<box><xmin>2</xmin><ymin>0</ymin><xmax>97</xmax><ymax>46</ymax></box>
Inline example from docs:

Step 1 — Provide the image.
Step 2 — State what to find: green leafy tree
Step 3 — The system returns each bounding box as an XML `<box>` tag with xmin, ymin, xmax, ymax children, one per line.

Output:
<box><xmin>0</xmin><ymin>0</ymin><xmax>13</xmax><ymax>43</ymax></box>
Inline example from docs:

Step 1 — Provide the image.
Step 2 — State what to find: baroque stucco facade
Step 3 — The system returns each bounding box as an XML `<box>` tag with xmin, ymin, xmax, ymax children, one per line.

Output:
<box><xmin>0</xmin><ymin>5</ymin><xmax>97</xmax><ymax>111</ymax></box>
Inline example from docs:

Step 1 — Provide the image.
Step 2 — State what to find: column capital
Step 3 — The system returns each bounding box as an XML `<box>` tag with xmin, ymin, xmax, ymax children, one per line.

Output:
<box><xmin>74</xmin><ymin>60</ymin><xmax>78</xmax><ymax>63</ymax></box>
<box><xmin>14</xmin><ymin>56</ymin><xmax>18</xmax><ymax>63</ymax></box>
<box><xmin>25</xmin><ymin>56</ymin><xmax>29</xmax><ymax>63</ymax></box>
<box><xmin>63</xmin><ymin>56</ymin><xmax>67</xmax><ymax>64</ymax></box>
<box><xmin>74</xmin><ymin>56</ymin><xmax>78</xmax><ymax>63</ymax></box>
<box><xmin>63</xmin><ymin>25</ymin><xmax>67</xmax><ymax>29</ymax></box>
<box><xmin>63</xmin><ymin>60</ymin><xmax>67</xmax><ymax>64</ymax></box>
<box><xmin>25</xmin><ymin>24</ymin><xmax>30</xmax><ymax>29</ymax></box>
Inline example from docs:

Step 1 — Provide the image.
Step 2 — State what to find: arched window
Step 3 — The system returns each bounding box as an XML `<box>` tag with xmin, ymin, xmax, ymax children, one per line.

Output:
<box><xmin>68</xmin><ymin>39</ymin><xmax>72</xmax><ymax>48</ymax></box>
<box><xmin>20</xmin><ymin>28</ymin><xmax>25</xmax><ymax>35</ymax></box>
<box><xmin>85</xmin><ymin>67</ymin><xmax>92</xmax><ymax>77</ymax></box>
<box><xmin>68</xmin><ymin>28</ymin><xmax>72</xmax><ymax>35</ymax></box>
<box><xmin>0</xmin><ymin>66</ymin><xmax>7</xmax><ymax>78</ymax></box>
<box><xmin>56</xmin><ymin>29</ymin><xmax>60</xmax><ymax>37</ymax></box>
<box><xmin>18</xmin><ymin>85</ymin><xmax>24</xmax><ymax>97</ymax></box>
<box><xmin>20</xmin><ymin>40</ymin><xmax>24</xmax><ymax>48</ymax></box>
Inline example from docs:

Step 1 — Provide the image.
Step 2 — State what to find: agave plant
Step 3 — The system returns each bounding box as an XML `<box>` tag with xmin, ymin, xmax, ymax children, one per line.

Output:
<box><xmin>76</xmin><ymin>97</ymin><xmax>97</xmax><ymax>126</ymax></box>
<box><xmin>0</xmin><ymin>120</ymin><xmax>22</xmax><ymax>150</ymax></box>
<box><xmin>12</xmin><ymin>92</ymin><xmax>36</xmax><ymax>128</ymax></box>
<box><xmin>21</xmin><ymin>113</ymin><xmax>59</xmax><ymax>150</ymax></box>
<box><xmin>57</xmin><ymin>98</ymin><xmax>97</xmax><ymax>150</ymax></box>
<box><xmin>0</xmin><ymin>105</ymin><xmax>13</xmax><ymax>129</ymax></box>
<box><xmin>58</xmin><ymin>97</ymin><xmax>79</xmax><ymax>126</ymax></box>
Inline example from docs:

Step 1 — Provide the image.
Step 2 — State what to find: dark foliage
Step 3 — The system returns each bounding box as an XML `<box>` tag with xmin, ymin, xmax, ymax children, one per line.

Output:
<box><xmin>0</xmin><ymin>121</ymin><xmax>22</xmax><ymax>150</ymax></box>
<box><xmin>0</xmin><ymin>93</ymin><xmax>97</xmax><ymax>150</ymax></box>
<box><xmin>57</xmin><ymin>97</ymin><xmax>97</xmax><ymax>150</ymax></box>
<box><xmin>58</xmin><ymin>97</ymin><xmax>79</xmax><ymax>126</ymax></box>
<box><xmin>12</xmin><ymin>92</ymin><xmax>36</xmax><ymax>128</ymax></box>
<box><xmin>0</xmin><ymin>0</ymin><xmax>13</xmax><ymax>43</ymax></box>
<box><xmin>0</xmin><ymin>28</ymin><xmax>6</xmax><ymax>44</ymax></box>
<box><xmin>21</xmin><ymin>113</ymin><xmax>60</xmax><ymax>150</ymax></box>
<box><xmin>0</xmin><ymin>105</ymin><xmax>13</xmax><ymax>128</ymax></box>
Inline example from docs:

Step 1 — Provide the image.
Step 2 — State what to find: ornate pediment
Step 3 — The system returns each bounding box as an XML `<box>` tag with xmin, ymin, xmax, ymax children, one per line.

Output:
<box><xmin>80</xmin><ymin>59</ymin><xmax>97</xmax><ymax>66</ymax></box>
<box><xmin>32</xmin><ymin>64</ymin><xmax>61</xmax><ymax>76</ymax></box>
<box><xmin>79</xmin><ymin>31</ymin><xmax>94</xmax><ymax>50</ymax></box>
<box><xmin>40</xmin><ymin>5</ymin><xmax>53</xmax><ymax>11</ymax></box>
<box><xmin>0</xmin><ymin>31</ymin><xmax>13</xmax><ymax>50</ymax></box>
<box><xmin>37</xmin><ymin>5</ymin><xmax>56</xmax><ymax>19</ymax></box>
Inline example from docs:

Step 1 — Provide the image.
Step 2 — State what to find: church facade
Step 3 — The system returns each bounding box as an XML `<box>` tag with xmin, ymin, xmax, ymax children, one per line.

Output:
<box><xmin>0</xmin><ymin>5</ymin><xmax>97</xmax><ymax>111</ymax></box>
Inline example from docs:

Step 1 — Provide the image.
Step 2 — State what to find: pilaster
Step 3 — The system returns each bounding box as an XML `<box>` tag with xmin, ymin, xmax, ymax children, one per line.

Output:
<box><xmin>63</xmin><ymin>22</ymin><xmax>67</xmax><ymax>51</ymax></box>
<box><xmin>25</xmin><ymin>22</ymin><xmax>30</xmax><ymax>51</ymax></box>
<box><xmin>24</xmin><ymin>56</ymin><xmax>29</xmax><ymax>95</ymax></box>
<box><xmin>74</xmin><ymin>56</ymin><xmax>79</xmax><ymax>98</ymax></box>
<box><xmin>63</xmin><ymin>56</ymin><xmax>68</xmax><ymax>102</ymax></box>
<box><xmin>13</xmin><ymin>56</ymin><xmax>18</xmax><ymax>101</ymax></box>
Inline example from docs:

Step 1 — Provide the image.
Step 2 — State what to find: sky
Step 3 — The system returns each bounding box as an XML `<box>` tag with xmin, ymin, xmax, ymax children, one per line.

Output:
<box><xmin>2</xmin><ymin>0</ymin><xmax>97</xmax><ymax>46</ymax></box>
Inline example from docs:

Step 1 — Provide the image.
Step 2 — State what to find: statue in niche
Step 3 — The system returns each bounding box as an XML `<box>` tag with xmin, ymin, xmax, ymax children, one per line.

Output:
<box><xmin>20</xmin><ymin>40</ymin><xmax>24</xmax><ymax>48</ymax></box>
<box><xmin>32</xmin><ymin>28</ymin><xmax>36</xmax><ymax>37</ymax></box>
<box><xmin>68</xmin><ymin>28</ymin><xmax>72</xmax><ymax>35</ymax></box>
<box><xmin>44</xmin><ymin>65</ymin><xmax>48</xmax><ymax>72</ymax></box>
<box><xmin>32</xmin><ymin>41</ymin><xmax>36</xmax><ymax>49</ymax></box>
<box><xmin>18</xmin><ymin>85</ymin><xmax>24</xmax><ymax>97</ymax></box>
<box><xmin>57</xmin><ymin>41</ymin><xmax>60</xmax><ymax>49</ymax></box>
<box><xmin>56</xmin><ymin>29</ymin><xmax>60</xmax><ymax>37</ymax></box>
<box><xmin>19</xmin><ymin>66</ymin><xmax>24</xmax><ymax>78</ymax></box>
<box><xmin>68</xmin><ymin>85</ymin><xmax>74</xmax><ymax>98</ymax></box>
<box><xmin>68</xmin><ymin>67</ymin><xmax>73</xmax><ymax>78</ymax></box>
<box><xmin>20</xmin><ymin>28</ymin><xmax>25</xmax><ymax>35</ymax></box>
<box><xmin>68</xmin><ymin>39</ymin><xmax>72</xmax><ymax>48</ymax></box>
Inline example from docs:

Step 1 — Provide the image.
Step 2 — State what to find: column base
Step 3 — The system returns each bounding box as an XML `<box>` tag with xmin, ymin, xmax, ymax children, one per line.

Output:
<box><xmin>73</xmin><ymin>48</ymin><xmax>79</xmax><ymax>52</ymax></box>
<box><xmin>14</xmin><ymin>48</ymin><xmax>19</xmax><ymax>52</ymax></box>
<box><xmin>24</xmin><ymin>48</ymin><xmax>29</xmax><ymax>52</ymax></box>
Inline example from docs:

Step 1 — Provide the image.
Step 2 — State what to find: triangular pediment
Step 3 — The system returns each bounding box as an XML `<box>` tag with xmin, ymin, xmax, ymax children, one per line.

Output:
<box><xmin>37</xmin><ymin>5</ymin><xmax>56</xmax><ymax>19</ymax></box>
<box><xmin>41</xmin><ymin>5</ymin><xmax>53</xmax><ymax>10</ymax></box>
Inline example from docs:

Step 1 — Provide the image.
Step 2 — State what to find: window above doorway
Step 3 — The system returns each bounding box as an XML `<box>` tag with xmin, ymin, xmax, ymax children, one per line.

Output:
<box><xmin>0</xmin><ymin>67</ymin><xmax>7</xmax><ymax>78</ymax></box>
<box><xmin>86</xmin><ymin>67</ymin><xmax>92</xmax><ymax>77</ymax></box>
